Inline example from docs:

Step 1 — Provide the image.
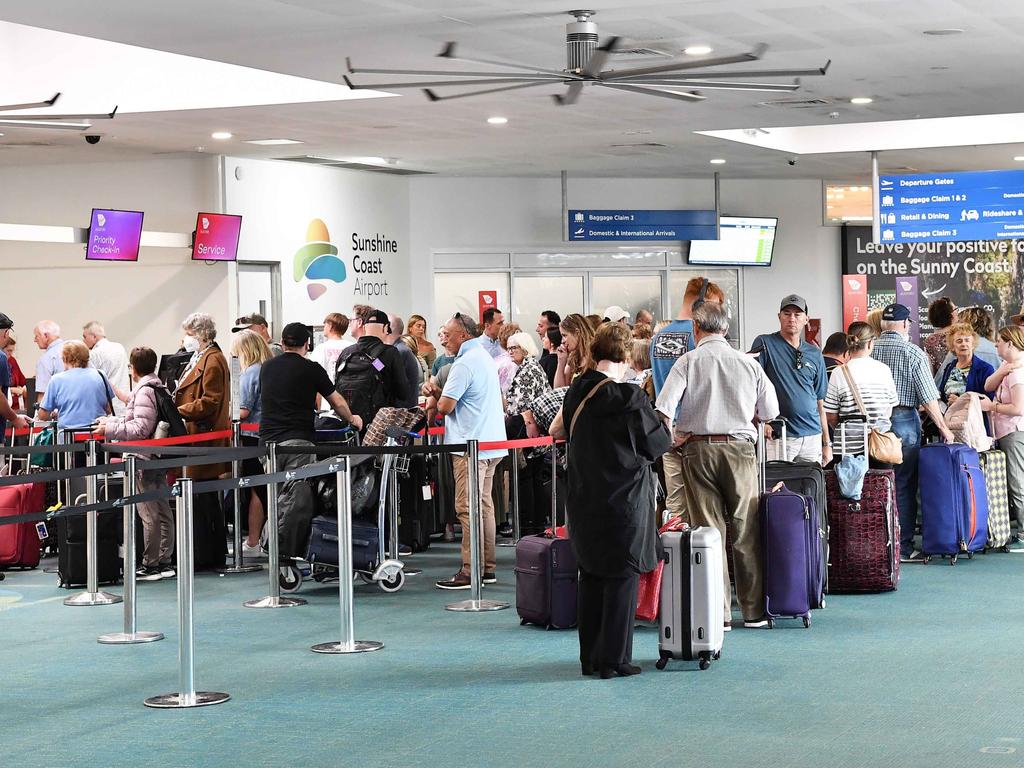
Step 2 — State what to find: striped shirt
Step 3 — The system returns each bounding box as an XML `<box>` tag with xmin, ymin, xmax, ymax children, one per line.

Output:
<box><xmin>871</xmin><ymin>331</ymin><xmax>939</xmax><ymax>408</ymax></box>
<box><xmin>824</xmin><ymin>357</ymin><xmax>898</xmax><ymax>455</ymax></box>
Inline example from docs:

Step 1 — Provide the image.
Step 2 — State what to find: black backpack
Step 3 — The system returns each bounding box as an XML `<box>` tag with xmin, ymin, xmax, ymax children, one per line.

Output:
<box><xmin>144</xmin><ymin>382</ymin><xmax>188</xmax><ymax>438</ymax></box>
<box><xmin>334</xmin><ymin>342</ymin><xmax>388</xmax><ymax>429</ymax></box>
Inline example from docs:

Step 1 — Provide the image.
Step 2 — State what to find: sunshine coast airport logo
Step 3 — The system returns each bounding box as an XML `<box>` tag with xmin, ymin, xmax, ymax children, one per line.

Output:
<box><xmin>293</xmin><ymin>218</ymin><xmax>346</xmax><ymax>300</ymax></box>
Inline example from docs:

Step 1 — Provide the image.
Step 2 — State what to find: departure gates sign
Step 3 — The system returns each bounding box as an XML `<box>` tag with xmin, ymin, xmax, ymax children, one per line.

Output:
<box><xmin>877</xmin><ymin>169</ymin><xmax>1024</xmax><ymax>243</ymax></box>
<box><xmin>568</xmin><ymin>210</ymin><xmax>718</xmax><ymax>241</ymax></box>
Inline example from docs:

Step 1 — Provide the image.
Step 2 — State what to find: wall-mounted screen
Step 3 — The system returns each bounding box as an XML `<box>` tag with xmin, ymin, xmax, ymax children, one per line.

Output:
<box><xmin>192</xmin><ymin>212</ymin><xmax>242</xmax><ymax>261</ymax></box>
<box><xmin>87</xmin><ymin>208</ymin><xmax>144</xmax><ymax>261</ymax></box>
<box><xmin>687</xmin><ymin>216</ymin><xmax>777</xmax><ymax>267</ymax></box>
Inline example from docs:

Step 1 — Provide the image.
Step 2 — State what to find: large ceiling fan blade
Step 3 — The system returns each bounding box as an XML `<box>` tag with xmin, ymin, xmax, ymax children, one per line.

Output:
<box><xmin>625</xmin><ymin>61</ymin><xmax>830</xmax><ymax>80</ymax></box>
<box><xmin>598</xmin><ymin>43</ymin><xmax>768</xmax><ymax>80</ymax></box>
<box><xmin>347</xmin><ymin>65</ymin><xmax>563</xmax><ymax>79</ymax></box>
<box><xmin>345</xmin><ymin>74</ymin><xmax>557</xmax><ymax>90</ymax></box>
<box><xmin>438</xmin><ymin>41</ymin><xmax>580</xmax><ymax>79</ymax></box>
<box><xmin>553</xmin><ymin>81</ymin><xmax>585</xmax><ymax>106</ymax></box>
<box><xmin>423</xmin><ymin>80</ymin><xmax>556</xmax><ymax>102</ymax></box>
<box><xmin>597</xmin><ymin>83</ymin><xmax>706</xmax><ymax>102</ymax></box>
<box><xmin>582</xmin><ymin>36</ymin><xmax>620</xmax><ymax>78</ymax></box>
<box><xmin>0</xmin><ymin>119</ymin><xmax>90</xmax><ymax>131</ymax></box>
<box><xmin>0</xmin><ymin>107</ymin><xmax>117</xmax><ymax>120</ymax></box>
<box><xmin>0</xmin><ymin>92</ymin><xmax>61</xmax><ymax>112</ymax></box>
<box><xmin>618</xmin><ymin>79</ymin><xmax>801</xmax><ymax>92</ymax></box>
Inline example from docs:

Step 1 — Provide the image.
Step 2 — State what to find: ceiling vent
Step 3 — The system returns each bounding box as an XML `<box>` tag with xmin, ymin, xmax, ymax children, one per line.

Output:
<box><xmin>274</xmin><ymin>156</ymin><xmax>432</xmax><ymax>175</ymax></box>
<box><xmin>758</xmin><ymin>97</ymin><xmax>834</xmax><ymax>108</ymax></box>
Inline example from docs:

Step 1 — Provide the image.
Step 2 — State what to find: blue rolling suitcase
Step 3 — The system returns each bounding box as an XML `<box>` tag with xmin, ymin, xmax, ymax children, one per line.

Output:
<box><xmin>306</xmin><ymin>516</ymin><xmax>379</xmax><ymax>573</ymax></box>
<box><xmin>919</xmin><ymin>444</ymin><xmax>989</xmax><ymax>565</ymax></box>
<box><xmin>759</xmin><ymin>486</ymin><xmax>825</xmax><ymax>628</ymax></box>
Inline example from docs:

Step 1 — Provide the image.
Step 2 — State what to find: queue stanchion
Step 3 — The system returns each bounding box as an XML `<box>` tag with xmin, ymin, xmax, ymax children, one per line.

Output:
<box><xmin>217</xmin><ymin>420</ymin><xmax>262</xmax><ymax>575</ymax></box>
<box><xmin>446</xmin><ymin>439</ymin><xmax>509</xmax><ymax>612</ymax></box>
<box><xmin>312</xmin><ymin>456</ymin><xmax>384</xmax><ymax>655</ymax></box>
<box><xmin>145</xmin><ymin>477</ymin><xmax>230</xmax><ymax>708</ymax></box>
<box><xmin>98</xmin><ymin>454</ymin><xmax>164</xmax><ymax>644</ymax></box>
<box><xmin>64</xmin><ymin>439</ymin><xmax>122</xmax><ymax>607</ymax></box>
<box><xmin>498</xmin><ymin>449</ymin><xmax>520</xmax><ymax>548</ymax></box>
<box><xmin>243</xmin><ymin>442</ymin><xmax>306</xmax><ymax>608</ymax></box>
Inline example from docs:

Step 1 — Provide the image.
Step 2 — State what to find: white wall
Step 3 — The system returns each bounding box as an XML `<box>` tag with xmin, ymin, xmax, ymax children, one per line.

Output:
<box><xmin>409</xmin><ymin>176</ymin><xmax>841</xmax><ymax>344</ymax></box>
<box><xmin>0</xmin><ymin>157</ymin><xmax>226</xmax><ymax>378</ymax></box>
<box><xmin>224</xmin><ymin>157</ymin><xmax>410</xmax><ymax>326</ymax></box>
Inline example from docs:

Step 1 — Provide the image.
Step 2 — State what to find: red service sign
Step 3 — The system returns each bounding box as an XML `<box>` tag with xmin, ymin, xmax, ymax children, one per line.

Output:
<box><xmin>842</xmin><ymin>274</ymin><xmax>868</xmax><ymax>331</ymax></box>
<box><xmin>478</xmin><ymin>291</ymin><xmax>497</xmax><ymax>323</ymax></box>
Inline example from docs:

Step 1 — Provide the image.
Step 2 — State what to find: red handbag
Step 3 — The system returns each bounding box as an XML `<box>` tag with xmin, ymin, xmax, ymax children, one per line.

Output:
<box><xmin>635</xmin><ymin>517</ymin><xmax>688</xmax><ymax>622</ymax></box>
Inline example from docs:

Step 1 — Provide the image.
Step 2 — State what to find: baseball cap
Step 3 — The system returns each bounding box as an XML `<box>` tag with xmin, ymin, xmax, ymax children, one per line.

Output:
<box><xmin>232</xmin><ymin>313</ymin><xmax>268</xmax><ymax>333</ymax></box>
<box><xmin>363</xmin><ymin>309</ymin><xmax>391</xmax><ymax>327</ymax></box>
<box><xmin>779</xmin><ymin>294</ymin><xmax>808</xmax><ymax>313</ymax></box>
<box><xmin>602</xmin><ymin>305</ymin><xmax>629</xmax><ymax>323</ymax></box>
<box><xmin>0</xmin><ymin>312</ymin><xmax>12</xmax><ymax>330</ymax></box>
<box><xmin>882</xmin><ymin>303</ymin><xmax>912</xmax><ymax>322</ymax></box>
<box><xmin>280</xmin><ymin>322</ymin><xmax>312</xmax><ymax>347</ymax></box>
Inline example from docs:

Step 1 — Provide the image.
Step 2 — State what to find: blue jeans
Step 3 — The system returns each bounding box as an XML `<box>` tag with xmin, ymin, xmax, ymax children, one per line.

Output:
<box><xmin>890</xmin><ymin>407</ymin><xmax>921</xmax><ymax>557</ymax></box>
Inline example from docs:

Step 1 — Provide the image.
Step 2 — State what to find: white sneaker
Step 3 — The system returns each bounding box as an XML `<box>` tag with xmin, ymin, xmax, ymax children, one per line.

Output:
<box><xmin>242</xmin><ymin>541</ymin><xmax>266</xmax><ymax>559</ymax></box>
<box><xmin>743</xmin><ymin>618</ymin><xmax>770</xmax><ymax>629</ymax></box>
<box><xmin>723</xmin><ymin>621</ymin><xmax>732</xmax><ymax>633</ymax></box>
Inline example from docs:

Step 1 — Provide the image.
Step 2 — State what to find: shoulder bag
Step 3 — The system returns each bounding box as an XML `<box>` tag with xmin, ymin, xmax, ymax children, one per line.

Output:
<box><xmin>840</xmin><ymin>365</ymin><xmax>903</xmax><ymax>465</ymax></box>
<box><xmin>568</xmin><ymin>377</ymin><xmax>613</xmax><ymax>438</ymax></box>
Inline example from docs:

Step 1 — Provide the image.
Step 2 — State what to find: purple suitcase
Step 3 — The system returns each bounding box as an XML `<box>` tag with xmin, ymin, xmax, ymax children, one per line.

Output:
<box><xmin>759</xmin><ymin>486</ymin><xmax>823</xmax><ymax>627</ymax></box>
<box><xmin>514</xmin><ymin>534</ymin><xmax>578</xmax><ymax>629</ymax></box>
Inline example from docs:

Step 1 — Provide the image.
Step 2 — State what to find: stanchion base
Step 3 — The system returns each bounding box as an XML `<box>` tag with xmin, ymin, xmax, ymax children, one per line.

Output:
<box><xmin>64</xmin><ymin>590</ymin><xmax>123</xmax><ymax>607</ymax></box>
<box><xmin>445</xmin><ymin>599</ymin><xmax>510</xmax><ymax>612</ymax></box>
<box><xmin>144</xmin><ymin>691</ymin><xmax>231</xmax><ymax>709</ymax></box>
<box><xmin>215</xmin><ymin>564</ymin><xmax>263</xmax><ymax>575</ymax></box>
<box><xmin>310</xmin><ymin>640</ymin><xmax>384</xmax><ymax>654</ymax></box>
<box><xmin>242</xmin><ymin>595</ymin><xmax>308</xmax><ymax>609</ymax></box>
<box><xmin>98</xmin><ymin>630</ymin><xmax>164</xmax><ymax>645</ymax></box>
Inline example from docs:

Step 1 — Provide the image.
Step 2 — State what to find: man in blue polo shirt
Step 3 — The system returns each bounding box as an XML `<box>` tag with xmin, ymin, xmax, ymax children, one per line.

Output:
<box><xmin>425</xmin><ymin>312</ymin><xmax>508</xmax><ymax>590</ymax></box>
<box><xmin>750</xmin><ymin>294</ymin><xmax>831</xmax><ymax>465</ymax></box>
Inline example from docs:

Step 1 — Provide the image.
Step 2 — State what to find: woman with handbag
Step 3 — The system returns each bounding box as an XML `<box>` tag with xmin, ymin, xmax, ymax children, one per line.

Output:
<box><xmin>981</xmin><ymin>326</ymin><xmax>1024</xmax><ymax>539</ymax></box>
<box><xmin>823</xmin><ymin>323</ymin><xmax>900</xmax><ymax>466</ymax></box>
<box><xmin>551</xmin><ymin>322</ymin><xmax>671</xmax><ymax>679</ymax></box>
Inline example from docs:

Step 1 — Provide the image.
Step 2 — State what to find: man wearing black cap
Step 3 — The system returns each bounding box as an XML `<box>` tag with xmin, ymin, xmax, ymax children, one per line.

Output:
<box><xmin>0</xmin><ymin>313</ymin><xmax>30</xmax><ymax>443</ymax></box>
<box><xmin>233</xmin><ymin>313</ymin><xmax>283</xmax><ymax>357</ymax></box>
<box><xmin>872</xmin><ymin>303</ymin><xmax>954</xmax><ymax>562</ymax></box>
<box><xmin>334</xmin><ymin>307</ymin><xmax>413</xmax><ymax>428</ymax></box>
<box><xmin>749</xmin><ymin>294</ymin><xmax>831</xmax><ymax>465</ymax></box>
<box><xmin>259</xmin><ymin>322</ymin><xmax>363</xmax><ymax>567</ymax></box>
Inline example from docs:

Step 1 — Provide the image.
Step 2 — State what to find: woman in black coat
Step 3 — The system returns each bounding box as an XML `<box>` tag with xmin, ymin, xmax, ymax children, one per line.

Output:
<box><xmin>552</xmin><ymin>322</ymin><xmax>672</xmax><ymax>678</ymax></box>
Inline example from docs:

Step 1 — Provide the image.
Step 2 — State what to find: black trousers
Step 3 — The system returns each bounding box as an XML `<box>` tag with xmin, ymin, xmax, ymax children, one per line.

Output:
<box><xmin>578</xmin><ymin>568</ymin><xmax>639</xmax><ymax>668</ymax></box>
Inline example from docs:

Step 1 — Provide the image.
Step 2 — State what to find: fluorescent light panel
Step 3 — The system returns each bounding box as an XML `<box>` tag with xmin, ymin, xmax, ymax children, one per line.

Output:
<box><xmin>245</xmin><ymin>138</ymin><xmax>304</xmax><ymax>146</ymax></box>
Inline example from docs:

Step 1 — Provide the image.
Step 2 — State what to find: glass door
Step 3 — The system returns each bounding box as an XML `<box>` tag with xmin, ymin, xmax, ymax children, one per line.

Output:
<box><xmin>512</xmin><ymin>273</ymin><xmax>586</xmax><ymax>348</ymax></box>
<box><xmin>590</xmin><ymin>272</ymin><xmax>664</xmax><ymax>324</ymax></box>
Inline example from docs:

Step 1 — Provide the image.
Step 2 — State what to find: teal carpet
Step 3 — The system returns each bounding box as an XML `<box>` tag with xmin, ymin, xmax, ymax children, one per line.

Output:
<box><xmin>2</xmin><ymin>541</ymin><xmax>1022</xmax><ymax>768</ymax></box>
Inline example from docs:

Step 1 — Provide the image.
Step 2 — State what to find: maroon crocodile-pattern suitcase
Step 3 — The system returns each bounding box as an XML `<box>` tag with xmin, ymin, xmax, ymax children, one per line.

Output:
<box><xmin>825</xmin><ymin>469</ymin><xmax>900</xmax><ymax>593</ymax></box>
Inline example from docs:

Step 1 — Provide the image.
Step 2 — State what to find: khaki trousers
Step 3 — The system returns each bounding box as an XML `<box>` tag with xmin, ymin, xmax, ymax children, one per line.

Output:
<box><xmin>453</xmin><ymin>455</ymin><xmax>501</xmax><ymax>574</ymax></box>
<box><xmin>680</xmin><ymin>440</ymin><xmax>763</xmax><ymax>621</ymax></box>
<box><xmin>661</xmin><ymin>448</ymin><xmax>688</xmax><ymax>525</ymax></box>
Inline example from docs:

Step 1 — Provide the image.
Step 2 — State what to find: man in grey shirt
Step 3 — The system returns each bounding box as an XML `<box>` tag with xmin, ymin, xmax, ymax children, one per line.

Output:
<box><xmin>655</xmin><ymin>303</ymin><xmax>779</xmax><ymax>630</ymax></box>
<box><xmin>33</xmin><ymin>320</ymin><xmax>64</xmax><ymax>405</ymax></box>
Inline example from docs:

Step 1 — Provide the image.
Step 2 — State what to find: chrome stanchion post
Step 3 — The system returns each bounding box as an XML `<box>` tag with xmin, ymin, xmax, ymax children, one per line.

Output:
<box><xmin>218</xmin><ymin>420</ymin><xmax>261</xmax><ymax>574</ymax></box>
<box><xmin>99</xmin><ymin>454</ymin><xmax>163</xmax><ymax>644</ymax></box>
<box><xmin>446</xmin><ymin>440</ymin><xmax>509</xmax><ymax>612</ymax></box>
<box><xmin>65</xmin><ymin>439</ymin><xmax>122</xmax><ymax>606</ymax></box>
<box><xmin>312</xmin><ymin>457</ymin><xmax>384</xmax><ymax>654</ymax></box>
<box><xmin>244</xmin><ymin>442</ymin><xmax>306</xmax><ymax>608</ymax></box>
<box><xmin>145</xmin><ymin>478</ymin><xmax>230</xmax><ymax>708</ymax></box>
<box><xmin>498</xmin><ymin>449</ymin><xmax>519</xmax><ymax>547</ymax></box>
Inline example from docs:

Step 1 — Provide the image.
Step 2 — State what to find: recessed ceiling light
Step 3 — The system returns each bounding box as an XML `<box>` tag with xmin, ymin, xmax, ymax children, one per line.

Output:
<box><xmin>1015</xmin><ymin>156</ymin><xmax>1024</xmax><ymax>162</ymax></box>
<box><xmin>850</xmin><ymin>97</ymin><xmax>873</xmax><ymax>105</ymax></box>
<box><xmin>245</xmin><ymin>138</ymin><xmax>304</xmax><ymax>146</ymax></box>
<box><xmin>684</xmin><ymin>45</ymin><xmax>713</xmax><ymax>56</ymax></box>
<box><xmin>709</xmin><ymin>158</ymin><xmax>726</xmax><ymax>164</ymax></box>
<box><xmin>211</xmin><ymin>131</ymin><xmax>233</xmax><ymax>140</ymax></box>
<box><xmin>487</xmin><ymin>116</ymin><xmax>508</xmax><ymax>125</ymax></box>
<box><xmin>923</xmin><ymin>28</ymin><xmax>964</xmax><ymax>35</ymax></box>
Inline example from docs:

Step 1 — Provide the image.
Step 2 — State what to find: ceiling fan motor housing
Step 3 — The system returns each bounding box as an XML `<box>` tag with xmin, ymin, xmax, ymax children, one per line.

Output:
<box><xmin>566</xmin><ymin>10</ymin><xmax>598</xmax><ymax>72</ymax></box>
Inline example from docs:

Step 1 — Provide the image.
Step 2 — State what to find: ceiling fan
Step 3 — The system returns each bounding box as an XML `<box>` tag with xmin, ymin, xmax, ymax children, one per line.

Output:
<box><xmin>0</xmin><ymin>92</ymin><xmax>119</xmax><ymax>131</ymax></box>
<box><xmin>345</xmin><ymin>9</ymin><xmax>830</xmax><ymax>106</ymax></box>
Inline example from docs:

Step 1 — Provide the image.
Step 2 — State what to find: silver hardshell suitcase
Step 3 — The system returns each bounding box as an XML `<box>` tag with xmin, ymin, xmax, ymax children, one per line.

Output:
<box><xmin>656</xmin><ymin>526</ymin><xmax>724</xmax><ymax>671</ymax></box>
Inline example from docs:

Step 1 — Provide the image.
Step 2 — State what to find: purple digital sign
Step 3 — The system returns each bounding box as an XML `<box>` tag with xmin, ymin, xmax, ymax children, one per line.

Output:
<box><xmin>192</xmin><ymin>212</ymin><xmax>242</xmax><ymax>262</ymax></box>
<box><xmin>87</xmin><ymin>208</ymin><xmax>144</xmax><ymax>262</ymax></box>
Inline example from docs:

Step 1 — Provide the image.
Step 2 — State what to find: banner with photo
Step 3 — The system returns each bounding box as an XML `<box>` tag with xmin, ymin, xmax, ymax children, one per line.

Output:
<box><xmin>840</xmin><ymin>225</ymin><xmax>1022</xmax><ymax>338</ymax></box>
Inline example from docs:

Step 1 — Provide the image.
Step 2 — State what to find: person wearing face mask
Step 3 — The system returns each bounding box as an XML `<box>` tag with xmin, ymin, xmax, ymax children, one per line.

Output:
<box><xmin>550</xmin><ymin>321</ymin><xmax>671</xmax><ymax>678</ymax></box>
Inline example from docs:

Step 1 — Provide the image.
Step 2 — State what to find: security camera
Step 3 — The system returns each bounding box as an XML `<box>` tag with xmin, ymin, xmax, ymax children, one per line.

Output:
<box><xmin>85</xmin><ymin>135</ymin><xmax>101</xmax><ymax>145</ymax></box>
<box><xmin>787</xmin><ymin>157</ymin><xmax>797</xmax><ymax>166</ymax></box>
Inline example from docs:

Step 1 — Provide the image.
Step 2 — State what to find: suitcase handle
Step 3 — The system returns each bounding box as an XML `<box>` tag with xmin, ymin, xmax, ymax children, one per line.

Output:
<box><xmin>757</xmin><ymin>419</ymin><xmax>788</xmax><ymax>494</ymax></box>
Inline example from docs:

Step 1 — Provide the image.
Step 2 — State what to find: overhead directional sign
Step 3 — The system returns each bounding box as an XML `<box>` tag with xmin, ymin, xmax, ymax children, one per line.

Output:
<box><xmin>568</xmin><ymin>209</ymin><xmax>718</xmax><ymax>241</ymax></box>
<box><xmin>877</xmin><ymin>170</ymin><xmax>1024</xmax><ymax>243</ymax></box>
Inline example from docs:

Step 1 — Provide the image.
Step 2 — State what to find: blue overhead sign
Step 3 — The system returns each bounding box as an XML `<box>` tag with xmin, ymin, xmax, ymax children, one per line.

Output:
<box><xmin>877</xmin><ymin>170</ymin><xmax>1024</xmax><ymax>243</ymax></box>
<box><xmin>568</xmin><ymin>209</ymin><xmax>718</xmax><ymax>241</ymax></box>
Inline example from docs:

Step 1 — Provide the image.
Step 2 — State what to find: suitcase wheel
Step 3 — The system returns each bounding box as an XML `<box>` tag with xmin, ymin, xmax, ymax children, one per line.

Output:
<box><xmin>767</xmin><ymin>619</ymin><xmax>775</xmax><ymax>629</ymax></box>
<box><xmin>378</xmin><ymin>569</ymin><xmax>405</xmax><ymax>593</ymax></box>
<box><xmin>655</xmin><ymin>653</ymin><xmax>668</xmax><ymax>671</ymax></box>
<box><xmin>949</xmin><ymin>556</ymin><xmax>957</xmax><ymax>566</ymax></box>
<box><xmin>802</xmin><ymin>616</ymin><xmax>810</xmax><ymax>629</ymax></box>
<box><xmin>279</xmin><ymin>565</ymin><xmax>303</xmax><ymax>593</ymax></box>
<box><xmin>698</xmin><ymin>658</ymin><xmax>711</xmax><ymax>671</ymax></box>
<box><xmin>966</xmin><ymin>551</ymin><xmax>974</xmax><ymax>560</ymax></box>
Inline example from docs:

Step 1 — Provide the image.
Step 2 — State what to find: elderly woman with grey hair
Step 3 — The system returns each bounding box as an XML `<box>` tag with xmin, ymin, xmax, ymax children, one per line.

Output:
<box><xmin>172</xmin><ymin>312</ymin><xmax>230</xmax><ymax>568</ymax></box>
<box><xmin>504</xmin><ymin>331</ymin><xmax>551</xmax><ymax>419</ymax></box>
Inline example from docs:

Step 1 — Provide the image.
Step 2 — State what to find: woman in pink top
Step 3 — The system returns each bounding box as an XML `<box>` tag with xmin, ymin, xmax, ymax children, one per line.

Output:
<box><xmin>981</xmin><ymin>325</ymin><xmax>1024</xmax><ymax>540</ymax></box>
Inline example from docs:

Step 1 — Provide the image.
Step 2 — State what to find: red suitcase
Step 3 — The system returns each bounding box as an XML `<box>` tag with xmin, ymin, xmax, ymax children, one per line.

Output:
<box><xmin>0</xmin><ymin>482</ymin><xmax>44</xmax><ymax>569</ymax></box>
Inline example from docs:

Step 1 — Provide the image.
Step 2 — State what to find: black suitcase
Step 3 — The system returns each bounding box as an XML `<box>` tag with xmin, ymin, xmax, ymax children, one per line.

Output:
<box><xmin>191</xmin><ymin>491</ymin><xmax>227</xmax><ymax>571</ymax></box>
<box><xmin>514</xmin><ymin>533</ymin><xmax>578</xmax><ymax>629</ymax></box>
<box><xmin>307</xmin><ymin>515</ymin><xmax>379</xmax><ymax>573</ymax></box>
<box><xmin>57</xmin><ymin>511</ymin><xmax>121</xmax><ymax>588</ymax></box>
<box><xmin>397</xmin><ymin>455</ymin><xmax>436</xmax><ymax>552</ymax></box>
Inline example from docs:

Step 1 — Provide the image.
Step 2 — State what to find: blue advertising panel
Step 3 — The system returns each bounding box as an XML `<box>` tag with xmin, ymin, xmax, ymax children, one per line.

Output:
<box><xmin>568</xmin><ymin>209</ymin><xmax>718</xmax><ymax>241</ymax></box>
<box><xmin>877</xmin><ymin>170</ymin><xmax>1024</xmax><ymax>243</ymax></box>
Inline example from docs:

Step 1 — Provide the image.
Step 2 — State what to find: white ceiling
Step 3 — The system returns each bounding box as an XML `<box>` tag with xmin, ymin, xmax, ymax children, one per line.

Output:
<box><xmin>2</xmin><ymin>0</ymin><xmax>1024</xmax><ymax>179</ymax></box>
